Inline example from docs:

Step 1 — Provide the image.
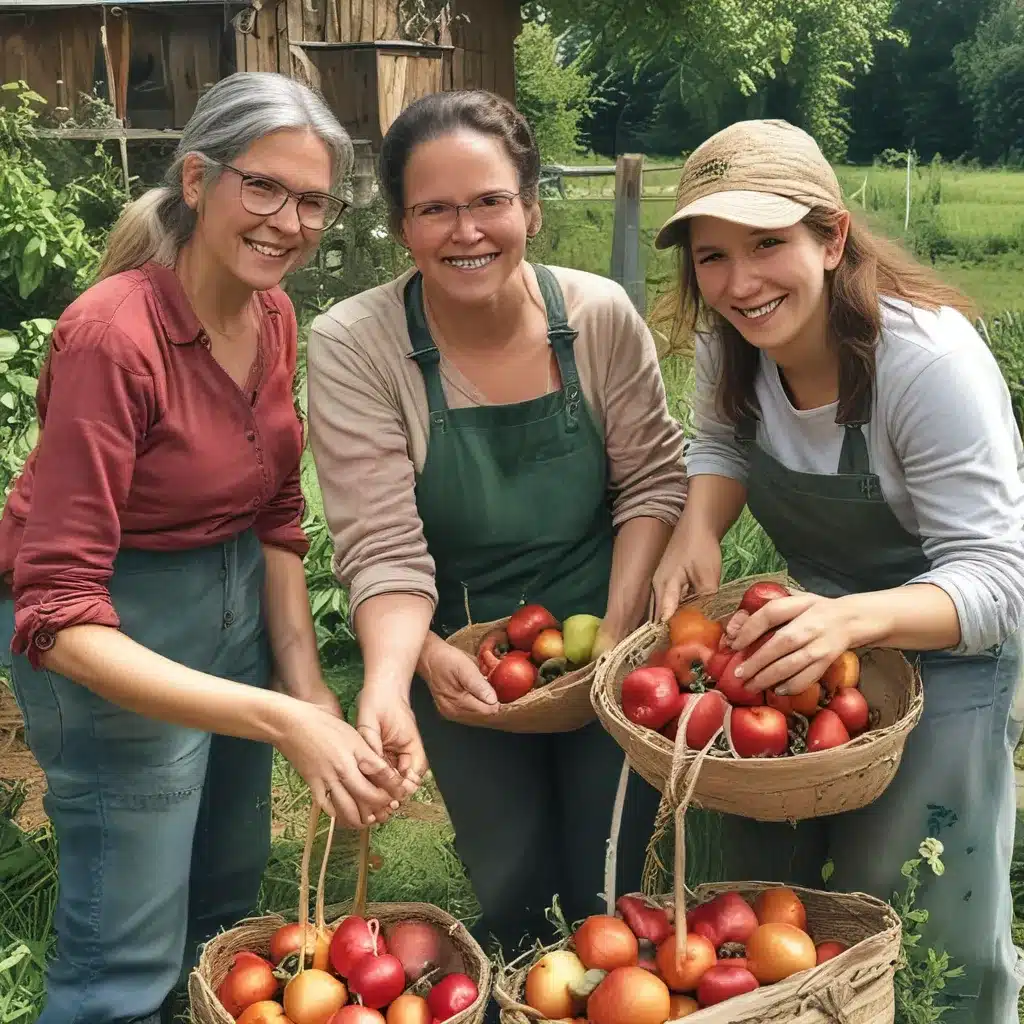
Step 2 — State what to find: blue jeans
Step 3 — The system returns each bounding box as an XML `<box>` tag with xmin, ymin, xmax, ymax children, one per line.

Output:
<box><xmin>707</xmin><ymin>631</ymin><xmax>1024</xmax><ymax>1024</ymax></box>
<box><xmin>3</xmin><ymin>531</ymin><xmax>274</xmax><ymax>1024</ymax></box>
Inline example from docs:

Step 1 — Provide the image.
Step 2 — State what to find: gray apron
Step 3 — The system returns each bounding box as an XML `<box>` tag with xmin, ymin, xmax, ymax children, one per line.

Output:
<box><xmin>711</xmin><ymin>393</ymin><xmax>1024</xmax><ymax>1024</ymax></box>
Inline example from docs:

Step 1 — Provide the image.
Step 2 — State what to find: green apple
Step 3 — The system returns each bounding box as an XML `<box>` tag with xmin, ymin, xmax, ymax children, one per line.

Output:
<box><xmin>562</xmin><ymin>613</ymin><xmax>603</xmax><ymax>665</ymax></box>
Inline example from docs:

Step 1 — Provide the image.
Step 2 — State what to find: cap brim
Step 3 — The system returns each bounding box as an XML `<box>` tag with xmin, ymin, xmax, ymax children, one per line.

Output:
<box><xmin>653</xmin><ymin>191</ymin><xmax>812</xmax><ymax>249</ymax></box>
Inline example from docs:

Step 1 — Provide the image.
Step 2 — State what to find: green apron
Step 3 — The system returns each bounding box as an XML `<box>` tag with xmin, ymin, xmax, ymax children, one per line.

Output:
<box><xmin>711</xmin><ymin>392</ymin><xmax>1024</xmax><ymax>1024</ymax></box>
<box><xmin>404</xmin><ymin>265</ymin><xmax>661</xmax><ymax>959</ymax></box>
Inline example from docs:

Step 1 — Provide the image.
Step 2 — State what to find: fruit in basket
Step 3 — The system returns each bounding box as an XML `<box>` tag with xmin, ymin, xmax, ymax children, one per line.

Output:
<box><xmin>739</xmin><ymin>581</ymin><xmax>790</xmax><ymax>614</ymax></box>
<box><xmin>507</xmin><ymin>604</ymin><xmax>560</xmax><ymax>652</ymax></box>
<box><xmin>238</xmin><ymin>1002</ymin><xmax>292</xmax><ymax>1024</ymax></box>
<box><xmin>662</xmin><ymin>691</ymin><xmax>727</xmax><ymax>750</ymax></box>
<box><xmin>822</xmin><ymin>650</ymin><xmax>860</xmax><ymax>692</ymax></box>
<box><xmin>384</xmin><ymin>994</ymin><xmax>431</xmax><ymax>1024</ymax></box>
<box><xmin>668</xmin><ymin>607</ymin><xmax>723</xmax><ymax>649</ymax></box>
<box><xmin>645</xmin><ymin>648</ymin><xmax>671</xmax><ymax>669</ymax></box>
<box><xmin>383</xmin><ymin>920</ymin><xmax>444</xmax><ymax>984</ymax></box>
<box><xmin>715</xmin><ymin>654</ymin><xmax>765</xmax><ymax>706</ymax></box>
<box><xmin>564</xmin><ymin>613</ymin><xmax>603</xmax><ymax>664</ymax></box>
<box><xmin>696</xmin><ymin>962</ymin><xmax>760</xmax><ymax>1006</ymax></box>
<box><xmin>766</xmin><ymin>682</ymin><xmax>822</xmax><ymax>719</ymax></box>
<box><xmin>573</xmin><ymin>915</ymin><xmax>640</xmax><ymax>971</ymax></box>
<box><xmin>524</xmin><ymin>950</ymin><xmax>587</xmax><ymax>1018</ymax></box>
<box><xmin>329</xmin><ymin>916</ymin><xmax>386</xmax><ymax>978</ymax></box>
<box><xmin>587</xmin><ymin>966</ymin><xmax>671</xmax><ymax>1024</ymax></box>
<box><xmin>687</xmin><ymin>891</ymin><xmax>758</xmax><ymax>947</ymax></box>
<box><xmin>531</xmin><ymin>628</ymin><xmax>565</xmax><ymax>664</ymax></box>
<box><xmin>615</xmin><ymin>896</ymin><xmax>673</xmax><ymax>946</ymax></box>
<box><xmin>655</xmin><ymin>932</ymin><xmax>717</xmax><ymax>991</ymax></box>
<box><xmin>815</xmin><ymin>940</ymin><xmax>849</xmax><ymax>964</ymax></box>
<box><xmin>347</xmin><ymin>946</ymin><xmax>407</xmax><ymax>1009</ymax></box>
<box><xmin>328</xmin><ymin>1008</ymin><xmax>386</xmax><ymax>1024</ymax></box>
<box><xmin>665</xmin><ymin>642</ymin><xmax>714</xmax><ymax>686</ymax></box>
<box><xmin>283</xmin><ymin>969</ymin><xmax>347</xmax><ymax>1024</ymax></box>
<box><xmin>269</xmin><ymin>923</ymin><xmax>310</xmax><ymax>966</ymax></box>
<box><xmin>476</xmin><ymin>629</ymin><xmax>509</xmax><ymax>676</ymax></box>
<box><xmin>730</xmin><ymin>706</ymin><xmax>789</xmax><ymax>758</ymax></box>
<box><xmin>705</xmin><ymin>648</ymin><xmax>732</xmax><ymax>684</ymax></box>
<box><xmin>806</xmin><ymin>708</ymin><xmax>851</xmax><ymax>751</ymax></box>
<box><xmin>426</xmin><ymin>972</ymin><xmax>479</xmax><ymax>1020</ymax></box>
<box><xmin>217</xmin><ymin>951</ymin><xmax>280</xmax><ymax>1017</ymax></box>
<box><xmin>489</xmin><ymin>650</ymin><xmax>538</xmax><ymax>702</ymax></box>
<box><xmin>753</xmin><ymin>888</ymin><xmax>807</xmax><ymax>931</ymax></box>
<box><xmin>745</xmin><ymin>923</ymin><xmax>816</xmax><ymax>984</ymax></box>
<box><xmin>825</xmin><ymin>687</ymin><xmax>870</xmax><ymax>736</ymax></box>
<box><xmin>668</xmin><ymin>993</ymin><xmax>700</xmax><ymax>1017</ymax></box>
<box><xmin>621</xmin><ymin>667</ymin><xmax>684</xmax><ymax>732</ymax></box>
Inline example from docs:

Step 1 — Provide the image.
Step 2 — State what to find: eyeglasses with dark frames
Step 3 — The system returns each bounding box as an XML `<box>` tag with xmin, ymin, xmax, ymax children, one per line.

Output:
<box><xmin>404</xmin><ymin>191</ymin><xmax>522</xmax><ymax>232</ymax></box>
<box><xmin>210</xmin><ymin>159</ymin><xmax>349</xmax><ymax>231</ymax></box>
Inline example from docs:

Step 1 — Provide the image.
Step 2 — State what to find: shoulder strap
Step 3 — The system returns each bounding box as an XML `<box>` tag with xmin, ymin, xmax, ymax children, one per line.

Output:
<box><xmin>403</xmin><ymin>273</ymin><xmax>448</xmax><ymax>417</ymax></box>
<box><xmin>532</xmin><ymin>264</ymin><xmax>582</xmax><ymax>431</ymax></box>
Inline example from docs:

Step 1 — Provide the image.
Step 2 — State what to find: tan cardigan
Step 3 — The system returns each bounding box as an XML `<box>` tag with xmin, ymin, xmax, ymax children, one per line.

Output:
<box><xmin>306</xmin><ymin>263</ymin><xmax>688</xmax><ymax>617</ymax></box>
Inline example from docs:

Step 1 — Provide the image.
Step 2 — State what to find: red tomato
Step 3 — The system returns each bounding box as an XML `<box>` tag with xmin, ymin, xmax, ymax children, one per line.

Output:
<box><xmin>686</xmin><ymin>891</ymin><xmax>758</xmax><ymax>948</ymax></box>
<box><xmin>825</xmin><ymin>687</ymin><xmax>870</xmax><ymax>736</ymax></box>
<box><xmin>426</xmin><ymin>973</ymin><xmax>479</xmax><ymax>1021</ymax></box>
<box><xmin>662</xmin><ymin>690</ymin><xmax>727</xmax><ymax>750</ymax></box>
<box><xmin>705</xmin><ymin>648</ymin><xmax>733</xmax><ymax>683</ymax></box>
<box><xmin>738</xmin><ymin>581</ymin><xmax>790</xmax><ymax>614</ymax></box>
<box><xmin>615</xmin><ymin>896</ymin><xmax>673</xmax><ymax>946</ymax></box>
<box><xmin>655</xmin><ymin>932</ymin><xmax>717</xmax><ymax>992</ymax></box>
<box><xmin>729</xmin><ymin>706</ymin><xmax>789</xmax><ymax>758</ymax></box>
<box><xmin>507</xmin><ymin>604</ymin><xmax>559</xmax><ymax>652</ymax></box>
<box><xmin>621</xmin><ymin>667</ymin><xmax>684</xmax><ymax>732</ymax></box>
<box><xmin>806</xmin><ymin>708</ymin><xmax>851</xmax><ymax>751</ymax></box>
<box><xmin>489</xmin><ymin>651</ymin><xmax>537</xmax><ymax>703</ymax></box>
<box><xmin>815</xmin><ymin>940</ymin><xmax>849</xmax><ymax>964</ymax></box>
<box><xmin>696</xmin><ymin>963</ymin><xmax>760</xmax><ymax>1006</ymax></box>
<box><xmin>715</xmin><ymin>652</ymin><xmax>765</xmax><ymax>706</ymax></box>
<box><xmin>665</xmin><ymin>642</ymin><xmax>714</xmax><ymax>686</ymax></box>
<box><xmin>217</xmin><ymin>952</ymin><xmax>279</xmax><ymax>1018</ymax></box>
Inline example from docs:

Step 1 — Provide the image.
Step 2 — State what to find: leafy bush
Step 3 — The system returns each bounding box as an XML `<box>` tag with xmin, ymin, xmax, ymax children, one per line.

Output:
<box><xmin>977</xmin><ymin>311</ymin><xmax>1024</xmax><ymax>431</ymax></box>
<box><xmin>0</xmin><ymin>318</ymin><xmax>52</xmax><ymax>496</ymax></box>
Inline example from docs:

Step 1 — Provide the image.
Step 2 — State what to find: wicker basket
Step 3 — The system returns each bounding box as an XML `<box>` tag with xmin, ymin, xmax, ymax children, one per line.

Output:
<box><xmin>189</xmin><ymin>804</ymin><xmax>492</xmax><ymax>1024</ymax></box>
<box><xmin>592</xmin><ymin>572</ymin><xmax>924</xmax><ymax>821</ymax></box>
<box><xmin>445</xmin><ymin>617</ymin><xmax>597</xmax><ymax>733</ymax></box>
<box><xmin>494</xmin><ymin>758</ymin><xmax>902</xmax><ymax>1024</ymax></box>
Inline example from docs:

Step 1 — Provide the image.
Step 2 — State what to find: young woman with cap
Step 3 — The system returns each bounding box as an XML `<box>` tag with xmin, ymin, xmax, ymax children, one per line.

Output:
<box><xmin>652</xmin><ymin>118</ymin><xmax>1024</xmax><ymax>1023</ymax></box>
<box><xmin>0</xmin><ymin>72</ymin><xmax>424</xmax><ymax>1024</ymax></box>
<box><xmin>306</xmin><ymin>90</ymin><xmax>685</xmax><ymax>961</ymax></box>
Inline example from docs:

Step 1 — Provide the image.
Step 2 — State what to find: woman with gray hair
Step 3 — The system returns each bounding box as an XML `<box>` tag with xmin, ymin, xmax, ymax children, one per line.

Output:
<box><xmin>0</xmin><ymin>71</ymin><xmax>425</xmax><ymax>1024</ymax></box>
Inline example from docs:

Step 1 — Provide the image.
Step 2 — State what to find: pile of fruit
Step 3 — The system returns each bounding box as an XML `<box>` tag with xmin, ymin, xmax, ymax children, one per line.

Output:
<box><xmin>216</xmin><ymin>916</ymin><xmax>480</xmax><ymax>1024</ymax></box>
<box><xmin>620</xmin><ymin>582</ymin><xmax>872</xmax><ymax>757</ymax></box>
<box><xmin>520</xmin><ymin>888</ymin><xmax>848</xmax><ymax>1022</ymax></box>
<box><xmin>475</xmin><ymin>603</ymin><xmax>603</xmax><ymax>704</ymax></box>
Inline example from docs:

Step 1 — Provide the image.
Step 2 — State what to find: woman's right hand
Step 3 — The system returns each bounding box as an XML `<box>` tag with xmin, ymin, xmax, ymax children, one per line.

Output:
<box><xmin>274</xmin><ymin>699</ymin><xmax>412</xmax><ymax>827</ymax></box>
<box><xmin>653</xmin><ymin>518</ymin><xmax>723</xmax><ymax>623</ymax></box>
<box><xmin>418</xmin><ymin>633</ymin><xmax>499</xmax><ymax>720</ymax></box>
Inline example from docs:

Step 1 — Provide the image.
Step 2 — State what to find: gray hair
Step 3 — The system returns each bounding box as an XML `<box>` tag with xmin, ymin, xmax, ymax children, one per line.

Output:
<box><xmin>96</xmin><ymin>71</ymin><xmax>353</xmax><ymax>281</ymax></box>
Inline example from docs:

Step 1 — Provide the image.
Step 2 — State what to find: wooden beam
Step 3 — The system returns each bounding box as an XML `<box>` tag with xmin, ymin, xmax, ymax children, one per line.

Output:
<box><xmin>610</xmin><ymin>154</ymin><xmax>645</xmax><ymax>314</ymax></box>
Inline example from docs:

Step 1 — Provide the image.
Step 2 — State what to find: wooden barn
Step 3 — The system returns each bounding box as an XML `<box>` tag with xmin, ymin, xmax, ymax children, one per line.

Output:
<box><xmin>0</xmin><ymin>0</ymin><xmax>521</xmax><ymax>145</ymax></box>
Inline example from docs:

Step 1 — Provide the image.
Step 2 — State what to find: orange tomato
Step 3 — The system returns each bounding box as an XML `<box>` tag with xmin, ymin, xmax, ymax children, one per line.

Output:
<box><xmin>746</xmin><ymin>923</ymin><xmax>816</xmax><ymax>984</ymax></box>
<box><xmin>668</xmin><ymin>608</ymin><xmax>723</xmax><ymax>650</ymax></box>
<box><xmin>654</xmin><ymin>932</ymin><xmax>717</xmax><ymax>992</ymax></box>
<box><xmin>768</xmin><ymin>682</ymin><xmax>823</xmax><ymax>718</ymax></box>
<box><xmin>822</xmin><ymin>650</ymin><xmax>860</xmax><ymax>693</ymax></box>
<box><xmin>753</xmin><ymin>887</ymin><xmax>808</xmax><ymax>931</ymax></box>
<box><xmin>587</xmin><ymin>967</ymin><xmax>671</xmax><ymax>1024</ymax></box>
<box><xmin>573</xmin><ymin>915</ymin><xmax>639</xmax><ymax>972</ymax></box>
<box><xmin>668</xmin><ymin>993</ymin><xmax>700</xmax><ymax>1017</ymax></box>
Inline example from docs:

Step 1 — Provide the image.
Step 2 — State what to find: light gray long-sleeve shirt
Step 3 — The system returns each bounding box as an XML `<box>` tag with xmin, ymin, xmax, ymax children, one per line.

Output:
<box><xmin>685</xmin><ymin>297</ymin><xmax>1024</xmax><ymax>655</ymax></box>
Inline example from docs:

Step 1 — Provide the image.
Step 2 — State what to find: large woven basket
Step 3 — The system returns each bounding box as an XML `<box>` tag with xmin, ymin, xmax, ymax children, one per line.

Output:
<box><xmin>592</xmin><ymin>572</ymin><xmax>924</xmax><ymax>821</ymax></box>
<box><xmin>445</xmin><ymin>616</ymin><xmax>597</xmax><ymax>733</ymax></box>
<box><xmin>189</xmin><ymin>804</ymin><xmax>492</xmax><ymax>1024</ymax></box>
<box><xmin>494</xmin><ymin>757</ymin><xmax>902</xmax><ymax>1024</ymax></box>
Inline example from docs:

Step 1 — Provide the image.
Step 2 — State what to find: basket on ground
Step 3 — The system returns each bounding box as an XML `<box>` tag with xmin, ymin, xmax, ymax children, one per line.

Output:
<box><xmin>446</xmin><ymin>616</ymin><xmax>597</xmax><ymax>733</ymax></box>
<box><xmin>189</xmin><ymin>803</ymin><xmax>492</xmax><ymax>1024</ymax></box>
<box><xmin>591</xmin><ymin>572</ymin><xmax>923</xmax><ymax>821</ymax></box>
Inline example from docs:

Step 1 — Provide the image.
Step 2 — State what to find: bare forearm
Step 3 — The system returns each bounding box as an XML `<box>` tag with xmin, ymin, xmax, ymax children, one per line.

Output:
<box><xmin>604</xmin><ymin>516</ymin><xmax>674</xmax><ymax>634</ymax></box>
<box><xmin>41</xmin><ymin>625</ymin><xmax>291</xmax><ymax>744</ymax></box>
<box><xmin>354</xmin><ymin>592</ymin><xmax>434</xmax><ymax>699</ymax></box>
<box><xmin>262</xmin><ymin>544</ymin><xmax>327</xmax><ymax>701</ymax></box>
<box><xmin>682</xmin><ymin>473</ymin><xmax>748</xmax><ymax>541</ymax></box>
<box><xmin>842</xmin><ymin>583</ymin><xmax>962</xmax><ymax>652</ymax></box>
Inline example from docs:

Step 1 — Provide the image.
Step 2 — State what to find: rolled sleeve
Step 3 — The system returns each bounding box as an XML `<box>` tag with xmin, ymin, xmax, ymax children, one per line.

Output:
<box><xmin>892</xmin><ymin>348</ymin><xmax>1024</xmax><ymax>653</ymax></box>
<box><xmin>13</xmin><ymin>324</ymin><xmax>155</xmax><ymax>667</ymax></box>
<box><xmin>602</xmin><ymin>290</ymin><xmax>687</xmax><ymax>526</ymax></box>
<box><xmin>254</xmin><ymin>456</ymin><xmax>309</xmax><ymax>557</ymax></box>
<box><xmin>306</xmin><ymin>318</ymin><xmax>437</xmax><ymax>620</ymax></box>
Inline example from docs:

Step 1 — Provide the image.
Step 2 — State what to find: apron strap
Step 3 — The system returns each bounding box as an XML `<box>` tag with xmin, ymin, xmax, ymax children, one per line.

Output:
<box><xmin>532</xmin><ymin>264</ymin><xmax>582</xmax><ymax>432</ymax></box>
<box><xmin>403</xmin><ymin>273</ymin><xmax>449</xmax><ymax>424</ymax></box>
<box><xmin>836</xmin><ymin>385</ymin><xmax>872</xmax><ymax>475</ymax></box>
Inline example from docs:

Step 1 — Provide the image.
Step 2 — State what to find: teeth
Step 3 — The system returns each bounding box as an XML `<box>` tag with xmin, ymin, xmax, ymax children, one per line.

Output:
<box><xmin>246</xmin><ymin>240</ymin><xmax>288</xmax><ymax>257</ymax></box>
<box><xmin>445</xmin><ymin>254</ymin><xmax>497</xmax><ymax>269</ymax></box>
<box><xmin>739</xmin><ymin>297</ymin><xmax>783</xmax><ymax>319</ymax></box>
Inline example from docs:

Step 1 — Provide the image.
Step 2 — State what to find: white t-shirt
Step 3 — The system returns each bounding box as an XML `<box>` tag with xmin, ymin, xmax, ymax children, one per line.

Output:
<box><xmin>684</xmin><ymin>297</ymin><xmax>1024</xmax><ymax>655</ymax></box>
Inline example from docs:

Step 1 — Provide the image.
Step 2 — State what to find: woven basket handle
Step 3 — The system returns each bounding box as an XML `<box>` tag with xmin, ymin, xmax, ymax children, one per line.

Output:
<box><xmin>296</xmin><ymin>803</ymin><xmax>342</xmax><ymax>974</ymax></box>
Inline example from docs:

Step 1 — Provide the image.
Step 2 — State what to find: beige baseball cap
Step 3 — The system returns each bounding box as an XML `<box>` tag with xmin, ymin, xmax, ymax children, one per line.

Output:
<box><xmin>654</xmin><ymin>119</ymin><xmax>845</xmax><ymax>250</ymax></box>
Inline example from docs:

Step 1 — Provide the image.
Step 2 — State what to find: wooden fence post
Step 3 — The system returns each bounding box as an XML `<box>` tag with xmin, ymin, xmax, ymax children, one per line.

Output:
<box><xmin>610</xmin><ymin>153</ymin><xmax>645</xmax><ymax>314</ymax></box>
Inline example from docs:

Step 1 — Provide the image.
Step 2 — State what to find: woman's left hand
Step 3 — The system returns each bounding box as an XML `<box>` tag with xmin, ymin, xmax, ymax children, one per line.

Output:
<box><xmin>725</xmin><ymin>593</ymin><xmax>859</xmax><ymax>696</ymax></box>
<box><xmin>356</xmin><ymin>685</ymin><xmax>428</xmax><ymax>790</ymax></box>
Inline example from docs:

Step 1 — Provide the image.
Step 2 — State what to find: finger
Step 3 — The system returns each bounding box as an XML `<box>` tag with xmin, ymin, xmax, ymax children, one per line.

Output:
<box><xmin>458</xmin><ymin>666</ymin><xmax>499</xmax><ymax>707</ymax></box>
<box><xmin>455</xmin><ymin>691</ymin><xmax>501</xmax><ymax>716</ymax></box>
<box><xmin>309</xmin><ymin>779</ymin><xmax>333</xmax><ymax>819</ymax></box>
<box><xmin>774</xmin><ymin>659</ymin><xmax>833</xmax><ymax>697</ymax></box>
<box><xmin>741</xmin><ymin>638</ymin><xmax>835</xmax><ymax>693</ymax></box>
<box><xmin>692</xmin><ymin>563</ymin><xmax>720</xmax><ymax>595</ymax></box>
<box><xmin>731</xmin><ymin>629</ymin><xmax>800</xmax><ymax>687</ymax></box>
<box><xmin>396</xmin><ymin>737</ymin><xmax>428</xmax><ymax>783</ymax></box>
<box><xmin>656</xmin><ymin>575</ymin><xmax>683</xmax><ymax>623</ymax></box>
<box><xmin>357</xmin><ymin>723</ymin><xmax>385</xmax><ymax>758</ymax></box>
<box><xmin>724</xmin><ymin>609</ymin><xmax>750</xmax><ymax>638</ymax></box>
<box><xmin>326</xmin><ymin>780</ymin><xmax>368</xmax><ymax>829</ymax></box>
<box><xmin>729</xmin><ymin>595</ymin><xmax>818</xmax><ymax>651</ymax></box>
<box><xmin>343</xmin><ymin>750</ymin><xmax>406</xmax><ymax>806</ymax></box>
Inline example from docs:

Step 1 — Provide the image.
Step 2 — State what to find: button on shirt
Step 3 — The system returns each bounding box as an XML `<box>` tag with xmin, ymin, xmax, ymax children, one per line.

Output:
<box><xmin>0</xmin><ymin>261</ymin><xmax>308</xmax><ymax>666</ymax></box>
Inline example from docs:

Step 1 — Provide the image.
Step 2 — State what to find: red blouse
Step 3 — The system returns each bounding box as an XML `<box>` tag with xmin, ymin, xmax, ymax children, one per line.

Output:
<box><xmin>0</xmin><ymin>261</ymin><xmax>308</xmax><ymax>666</ymax></box>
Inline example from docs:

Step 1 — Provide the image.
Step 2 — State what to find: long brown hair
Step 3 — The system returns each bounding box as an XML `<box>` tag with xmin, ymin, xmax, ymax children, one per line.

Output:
<box><xmin>650</xmin><ymin>208</ymin><xmax>977</xmax><ymax>426</ymax></box>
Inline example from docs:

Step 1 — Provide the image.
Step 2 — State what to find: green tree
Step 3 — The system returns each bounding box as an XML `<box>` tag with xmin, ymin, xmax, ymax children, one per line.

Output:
<box><xmin>514</xmin><ymin>21</ymin><xmax>594</xmax><ymax>163</ymax></box>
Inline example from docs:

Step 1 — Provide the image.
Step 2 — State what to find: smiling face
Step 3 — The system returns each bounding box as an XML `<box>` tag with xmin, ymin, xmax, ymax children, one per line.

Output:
<box><xmin>182</xmin><ymin>127</ymin><xmax>333</xmax><ymax>293</ymax></box>
<box><xmin>689</xmin><ymin>215</ymin><xmax>847</xmax><ymax>361</ymax></box>
<box><xmin>400</xmin><ymin>129</ymin><xmax>538</xmax><ymax>305</ymax></box>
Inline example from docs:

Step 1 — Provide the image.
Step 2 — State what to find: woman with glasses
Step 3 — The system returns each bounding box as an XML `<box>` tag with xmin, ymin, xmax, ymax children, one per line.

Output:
<box><xmin>306</xmin><ymin>89</ymin><xmax>686</xmax><ymax>964</ymax></box>
<box><xmin>0</xmin><ymin>71</ymin><xmax>424</xmax><ymax>1024</ymax></box>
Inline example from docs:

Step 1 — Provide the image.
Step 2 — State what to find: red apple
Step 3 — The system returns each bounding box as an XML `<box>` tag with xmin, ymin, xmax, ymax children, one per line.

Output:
<box><xmin>662</xmin><ymin>690</ymin><xmax>727</xmax><ymax>749</ymax></box>
<box><xmin>714</xmin><ymin>652</ymin><xmax>765</xmax><ymax>706</ymax></box>
<box><xmin>489</xmin><ymin>651</ymin><xmax>537</xmax><ymax>703</ymax></box>
<box><xmin>729</xmin><ymin>706</ymin><xmax>790</xmax><ymax>757</ymax></box>
<box><xmin>825</xmin><ymin>687</ymin><xmax>870</xmax><ymax>736</ymax></box>
<box><xmin>705</xmin><ymin>648</ymin><xmax>733</xmax><ymax>683</ymax></box>
<box><xmin>507</xmin><ymin>604</ymin><xmax>559</xmax><ymax>652</ymax></box>
<box><xmin>806</xmin><ymin>708</ymin><xmax>851</xmax><ymax>751</ymax></box>
<box><xmin>738</xmin><ymin>581</ymin><xmax>790</xmax><ymax>614</ymax></box>
<box><xmin>621</xmin><ymin>666</ymin><xmax>684</xmax><ymax>732</ymax></box>
<box><xmin>696</xmin><ymin>963</ymin><xmax>760</xmax><ymax>1006</ymax></box>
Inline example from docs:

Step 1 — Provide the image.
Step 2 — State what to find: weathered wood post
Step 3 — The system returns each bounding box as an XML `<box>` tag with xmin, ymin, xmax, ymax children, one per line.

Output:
<box><xmin>610</xmin><ymin>153</ymin><xmax>645</xmax><ymax>314</ymax></box>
